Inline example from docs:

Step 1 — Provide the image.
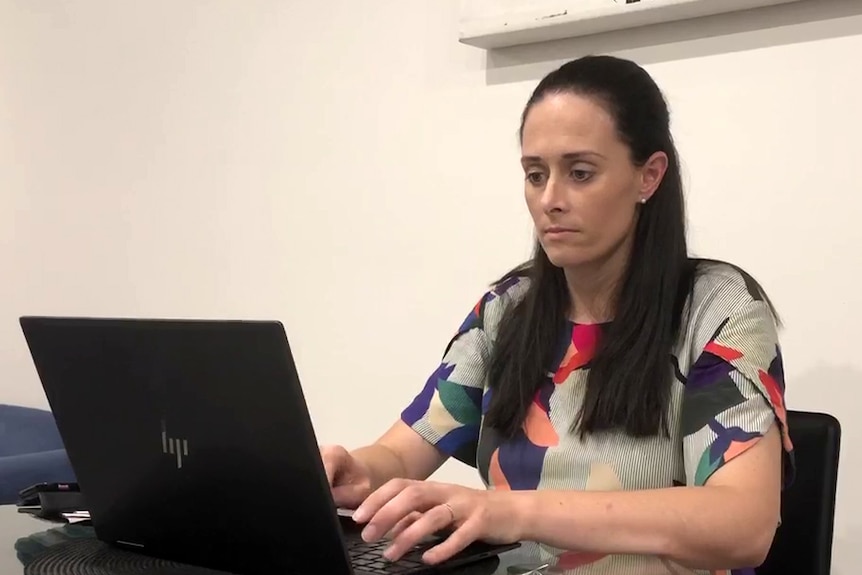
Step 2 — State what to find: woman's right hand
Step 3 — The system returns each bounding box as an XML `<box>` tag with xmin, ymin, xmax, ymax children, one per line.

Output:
<box><xmin>320</xmin><ymin>445</ymin><xmax>374</xmax><ymax>509</ymax></box>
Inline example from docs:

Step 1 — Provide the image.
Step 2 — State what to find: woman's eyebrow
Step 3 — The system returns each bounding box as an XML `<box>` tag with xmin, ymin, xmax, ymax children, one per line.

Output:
<box><xmin>520</xmin><ymin>150</ymin><xmax>605</xmax><ymax>163</ymax></box>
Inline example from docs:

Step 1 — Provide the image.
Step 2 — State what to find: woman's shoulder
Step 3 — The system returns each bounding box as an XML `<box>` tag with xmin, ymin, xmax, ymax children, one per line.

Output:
<box><xmin>462</xmin><ymin>270</ymin><xmax>531</xmax><ymax>337</ymax></box>
<box><xmin>680</xmin><ymin>258</ymin><xmax>779</xmax><ymax>355</ymax></box>
<box><xmin>688</xmin><ymin>258</ymin><xmax>773</xmax><ymax>316</ymax></box>
<box><xmin>489</xmin><ymin>270</ymin><xmax>532</xmax><ymax>302</ymax></box>
<box><xmin>485</xmin><ymin>270</ymin><xmax>531</xmax><ymax>314</ymax></box>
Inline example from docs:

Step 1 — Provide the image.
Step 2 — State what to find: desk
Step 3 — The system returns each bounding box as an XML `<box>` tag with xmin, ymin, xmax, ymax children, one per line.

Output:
<box><xmin>0</xmin><ymin>505</ymin><xmax>555</xmax><ymax>575</ymax></box>
<box><xmin>0</xmin><ymin>505</ymin><xmax>721</xmax><ymax>575</ymax></box>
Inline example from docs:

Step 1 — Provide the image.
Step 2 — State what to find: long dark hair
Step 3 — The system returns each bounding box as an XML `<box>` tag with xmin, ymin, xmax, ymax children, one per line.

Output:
<box><xmin>484</xmin><ymin>55</ymin><xmax>775</xmax><ymax>440</ymax></box>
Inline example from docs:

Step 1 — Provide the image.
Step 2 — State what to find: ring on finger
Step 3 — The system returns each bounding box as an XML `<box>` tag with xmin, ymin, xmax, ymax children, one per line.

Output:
<box><xmin>442</xmin><ymin>502</ymin><xmax>455</xmax><ymax>524</ymax></box>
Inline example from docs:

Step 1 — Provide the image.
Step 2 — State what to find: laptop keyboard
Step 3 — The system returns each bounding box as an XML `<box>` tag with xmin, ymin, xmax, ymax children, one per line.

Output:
<box><xmin>346</xmin><ymin>537</ymin><xmax>435</xmax><ymax>575</ymax></box>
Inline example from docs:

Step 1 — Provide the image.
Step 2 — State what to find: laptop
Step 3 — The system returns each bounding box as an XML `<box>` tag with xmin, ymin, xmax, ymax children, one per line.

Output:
<box><xmin>20</xmin><ymin>316</ymin><xmax>518</xmax><ymax>575</ymax></box>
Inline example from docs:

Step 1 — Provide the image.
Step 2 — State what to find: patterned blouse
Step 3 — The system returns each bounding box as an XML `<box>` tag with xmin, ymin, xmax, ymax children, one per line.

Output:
<box><xmin>401</xmin><ymin>261</ymin><xmax>794</xmax><ymax>575</ymax></box>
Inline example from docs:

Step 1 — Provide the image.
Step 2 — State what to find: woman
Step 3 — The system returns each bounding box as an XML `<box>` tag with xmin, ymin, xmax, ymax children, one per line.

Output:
<box><xmin>321</xmin><ymin>55</ymin><xmax>794</xmax><ymax>575</ymax></box>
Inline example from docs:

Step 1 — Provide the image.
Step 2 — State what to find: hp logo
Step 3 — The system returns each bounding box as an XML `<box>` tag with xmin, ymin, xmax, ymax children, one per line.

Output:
<box><xmin>161</xmin><ymin>420</ymin><xmax>189</xmax><ymax>469</ymax></box>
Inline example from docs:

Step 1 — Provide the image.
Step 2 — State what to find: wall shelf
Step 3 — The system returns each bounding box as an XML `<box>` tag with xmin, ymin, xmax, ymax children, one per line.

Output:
<box><xmin>459</xmin><ymin>0</ymin><xmax>808</xmax><ymax>49</ymax></box>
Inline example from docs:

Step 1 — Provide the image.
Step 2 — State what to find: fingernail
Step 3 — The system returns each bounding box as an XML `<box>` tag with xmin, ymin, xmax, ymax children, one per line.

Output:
<box><xmin>352</xmin><ymin>507</ymin><xmax>367</xmax><ymax>523</ymax></box>
<box><xmin>361</xmin><ymin>525</ymin><xmax>379</xmax><ymax>541</ymax></box>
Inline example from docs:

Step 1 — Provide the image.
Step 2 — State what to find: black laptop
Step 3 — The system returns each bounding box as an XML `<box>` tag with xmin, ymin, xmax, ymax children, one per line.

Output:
<box><xmin>20</xmin><ymin>317</ymin><xmax>517</xmax><ymax>575</ymax></box>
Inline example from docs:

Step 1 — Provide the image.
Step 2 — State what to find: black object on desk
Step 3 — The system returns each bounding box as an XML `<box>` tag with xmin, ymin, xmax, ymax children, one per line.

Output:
<box><xmin>18</xmin><ymin>482</ymin><xmax>80</xmax><ymax>506</ymax></box>
<box><xmin>16</xmin><ymin>482</ymin><xmax>87</xmax><ymax>522</ymax></box>
<box><xmin>18</xmin><ymin>317</ymin><xmax>518</xmax><ymax>575</ymax></box>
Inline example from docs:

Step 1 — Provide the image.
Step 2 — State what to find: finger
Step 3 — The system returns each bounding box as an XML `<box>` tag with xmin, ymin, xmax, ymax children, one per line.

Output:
<box><xmin>353</xmin><ymin>478</ymin><xmax>419</xmax><ymax>524</ymax></box>
<box><xmin>319</xmin><ymin>448</ymin><xmax>341</xmax><ymax>486</ymax></box>
<box><xmin>384</xmin><ymin>504</ymin><xmax>454</xmax><ymax>562</ymax></box>
<box><xmin>332</xmin><ymin>484</ymin><xmax>368</xmax><ymax>509</ymax></box>
<box><xmin>358</xmin><ymin>482</ymin><xmax>439</xmax><ymax>541</ymax></box>
<box><xmin>387</xmin><ymin>511</ymin><xmax>423</xmax><ymax>539</ymax></box>
<box><xmin>422</xmin><ymin>519</ymin><xmax>482</xmax><ymax>565</ymax></box>
<box><xmin>323</xmin><ymin>460</ymin><xmax>335</xmax><ymax>486</ymax></box>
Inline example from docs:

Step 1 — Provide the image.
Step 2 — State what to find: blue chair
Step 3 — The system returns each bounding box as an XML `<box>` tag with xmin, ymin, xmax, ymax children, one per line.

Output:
<box><xmin>0</xmin><ymin>404</ymin><xmax>76</xmax><ymax>505</ymax></box>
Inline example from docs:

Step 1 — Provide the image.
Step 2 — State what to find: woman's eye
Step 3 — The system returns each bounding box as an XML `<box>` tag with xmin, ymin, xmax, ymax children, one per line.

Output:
<box><xmin>571</xmin><ymin>169</ymin><xmax>593</xmax><ymax>182</ymax></box>
<box><xmin>526</xmin><ymin>172</ymin><xmax>546</xmax><ymax>185</ymax></box>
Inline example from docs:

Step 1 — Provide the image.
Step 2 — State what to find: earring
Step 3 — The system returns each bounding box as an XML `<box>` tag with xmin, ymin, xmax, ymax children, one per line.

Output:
<box><xmin>640</xmin><ymin>198</ymin><xmax>647</xmax><ymax>204</ymax></box>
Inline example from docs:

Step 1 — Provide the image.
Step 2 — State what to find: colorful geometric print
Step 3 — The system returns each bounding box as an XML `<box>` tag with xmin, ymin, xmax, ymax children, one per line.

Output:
<box><xmin>454</xmin><ymin>274</ymin><xmax>523</xmax><ymax>336</ymax></box>
<box><xmin>486</xmin><ymin>322</ymin><xmax>612</xmax><ymax>570</ymax></box>
<box><xmin>400</xmin><ymin>360</ymin><xmax>482</xmax><ymax>466</ymax></box>
<box><xmin>686</xmin><ymin>319</ymin><xmax>794</xmax><ymax>486</ymax></box>
<box><xmin>401</xmin><ymin>273</ymin><xmax>526</xmax><ymax>466</ymax></box>
<box><xmin>483</xmin><ymin>323</ymin><xmax>602</xmax><ymax>491</ymax></box>
<box><xmin>400</xmin><ymin>262</ymin><xmax>795</xmax><ymax>575</ymax></box>
<box><xmin>401</xmin><ymin>279</ymin><xmax>525</xmax><ymax>466</ymax></box>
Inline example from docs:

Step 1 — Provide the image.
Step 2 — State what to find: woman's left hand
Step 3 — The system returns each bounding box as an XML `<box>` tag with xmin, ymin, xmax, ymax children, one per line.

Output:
<box><xmin>351</xmin><ymin>479</ymin><xmax>522</xmax><ymax>564</ymax></box>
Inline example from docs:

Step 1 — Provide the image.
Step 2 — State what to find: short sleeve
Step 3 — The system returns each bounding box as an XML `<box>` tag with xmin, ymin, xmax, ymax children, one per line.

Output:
<box><xmin>681</xmin><ymin>298</ymin><xmax>795</xmax><ymax>487</ymax></box>
<box><xmin>400</xmin><ymin>276</ymin><xmax>525</xmax><ymax>467</ymax></box>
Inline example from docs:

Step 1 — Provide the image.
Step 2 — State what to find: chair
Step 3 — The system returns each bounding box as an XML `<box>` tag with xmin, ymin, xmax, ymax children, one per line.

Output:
<box><xmin>757</xmin><ymin>410</ymin><xmax>841</xmax><ymax>575</ymax></box>
<box><xmin>0</xmin><ymin>404</ymin><xmax>76</xmax><ymax>505</ymax></box>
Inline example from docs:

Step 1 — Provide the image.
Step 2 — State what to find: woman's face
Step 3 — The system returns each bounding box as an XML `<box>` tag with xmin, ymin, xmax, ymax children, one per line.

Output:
<box><xmin>521</xmin><ymin>92</ymin><xmax>666</xmax><ymax>271</ymax></box>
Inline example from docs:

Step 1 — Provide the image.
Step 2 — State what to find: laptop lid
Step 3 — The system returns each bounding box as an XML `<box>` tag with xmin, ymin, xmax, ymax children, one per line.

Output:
<box><xmin>20</xmin><ymin>316</ymin><xmax>354</xmax><ymax>575</ymax></box>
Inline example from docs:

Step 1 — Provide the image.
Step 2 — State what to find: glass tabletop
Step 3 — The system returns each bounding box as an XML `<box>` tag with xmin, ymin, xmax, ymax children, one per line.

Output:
<box><xmin>0</xmin><ymin>505</ymin><xmax>561</xmax><ymax>575</ymax></box>
<box><xmin>0</xmin><ymin>505</ymin><xmax>712</xmax><ymax>575</ymax></box>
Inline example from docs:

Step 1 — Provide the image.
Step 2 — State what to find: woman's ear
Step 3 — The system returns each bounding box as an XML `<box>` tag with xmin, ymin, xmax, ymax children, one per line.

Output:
<box><xmin>638</xmin><ymin>151</ymin><xmax>668</xmax><ymax>203</ymax></box>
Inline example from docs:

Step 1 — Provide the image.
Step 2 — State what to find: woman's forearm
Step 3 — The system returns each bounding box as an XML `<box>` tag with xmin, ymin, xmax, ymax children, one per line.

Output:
<box><xmin>350</xmin><ymin>444</ymin><xmax>409</xmax><ymax>491</ymax></box>
<box><xmin>506</xmin><ymin>486</ymin><xmax>777</xmax><ymax>570</ymax></box>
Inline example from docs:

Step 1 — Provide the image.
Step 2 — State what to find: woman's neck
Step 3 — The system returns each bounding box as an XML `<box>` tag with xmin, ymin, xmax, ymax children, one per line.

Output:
<box><xmin>564</xmin><ymin>240</ymin><xmax>632</xmax><ymax>324</ymax></box>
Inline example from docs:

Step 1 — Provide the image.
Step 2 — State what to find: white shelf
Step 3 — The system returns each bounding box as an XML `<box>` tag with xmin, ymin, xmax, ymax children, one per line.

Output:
<box><xmin>459</xmin><ymin>0</ymin><xmax>808</xmax><ymax>49</ymax></box>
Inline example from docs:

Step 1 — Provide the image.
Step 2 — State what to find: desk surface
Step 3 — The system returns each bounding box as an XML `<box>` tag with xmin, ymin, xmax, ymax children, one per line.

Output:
<box><xmin>1</xmin><ymin>505</ymin><xmax>719</xmax><ymax>575</ymax></box>
<box><xmin>0</xmin><ymin>505</ymin><xmax>555</xmax><ymax>575</ymax></box>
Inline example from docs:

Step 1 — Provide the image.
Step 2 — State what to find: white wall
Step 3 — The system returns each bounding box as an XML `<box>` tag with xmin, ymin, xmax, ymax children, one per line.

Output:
<box><xmin>2</xmin><ymin>0</ymin><xmax>861</xmax><ymax>570</ymax></box>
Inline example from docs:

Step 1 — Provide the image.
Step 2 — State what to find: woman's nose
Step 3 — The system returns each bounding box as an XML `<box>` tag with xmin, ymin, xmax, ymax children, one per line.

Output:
<box><xmin>540</xmin><ymin>175</ymin><xmax>568</xmax><ymax>213</ymax></box>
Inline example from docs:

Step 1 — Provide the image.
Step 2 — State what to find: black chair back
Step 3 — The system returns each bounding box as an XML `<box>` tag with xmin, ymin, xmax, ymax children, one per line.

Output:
<box><xmin>757</xmin><ymin>410</ymin><xmax>841</xmax><ymax>575</ymax></box>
